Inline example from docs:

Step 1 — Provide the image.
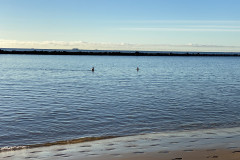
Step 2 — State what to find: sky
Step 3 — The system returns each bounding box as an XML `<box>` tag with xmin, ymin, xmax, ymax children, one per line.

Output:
<box><xmin>1</xmin><ymin>0</ymin><xmax>240</xmax><ymax>52</ymax></box>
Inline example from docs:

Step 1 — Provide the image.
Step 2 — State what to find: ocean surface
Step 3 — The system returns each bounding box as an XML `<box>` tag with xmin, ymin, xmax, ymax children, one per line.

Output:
<box><xmin>1</xmin><ymin>54</ymin><xmax>240</xmax><ymax>148</ymax></box>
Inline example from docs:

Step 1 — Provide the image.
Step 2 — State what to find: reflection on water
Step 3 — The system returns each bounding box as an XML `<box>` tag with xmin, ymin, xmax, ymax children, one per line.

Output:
<box><xmin>0</xmin><ymin>54</ymin><xmax>240</xmax><ymax>147</ymax></box>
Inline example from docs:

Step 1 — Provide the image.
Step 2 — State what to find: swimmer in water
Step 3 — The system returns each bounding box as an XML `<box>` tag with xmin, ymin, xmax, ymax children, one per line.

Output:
<box><xmin>92</xmin><ymin>67</ymin><xmax>94</xmax><ymax>72</ymax></box>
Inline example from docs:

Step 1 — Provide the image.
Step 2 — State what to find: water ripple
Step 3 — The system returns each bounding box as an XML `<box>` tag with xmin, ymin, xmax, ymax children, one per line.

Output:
<box><xmin>1</xmin><ymin>55</ymin><xmax>240</xmax><ymax>147</ymax></box>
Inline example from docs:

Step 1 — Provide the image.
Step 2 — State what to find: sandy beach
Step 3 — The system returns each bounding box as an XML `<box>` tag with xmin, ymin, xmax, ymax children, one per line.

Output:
<box><xmin>1</xmin><ymin>127</ymin><xmax>240</xmax><ymax>160</ymax></box>
<box><xmin>83</xmin><ymin>149</ymin><xmax>240</xmax><ymax>160</ymax></box>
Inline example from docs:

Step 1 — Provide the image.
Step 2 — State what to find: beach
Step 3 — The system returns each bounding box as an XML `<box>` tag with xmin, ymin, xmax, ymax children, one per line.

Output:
<box><xmin>85</xmin><ymin>149</ymin><xmax>240</xmax><ymax>160</ymax></box>
<box><xmin>2</xmin><ymin>0</ymin><xmax>240</xmax><ymax>159</ymax></box>
<box><xmin>1</xmin><ymin>127</ymin><xmax>240</xmax><ymax>160</ymax></box>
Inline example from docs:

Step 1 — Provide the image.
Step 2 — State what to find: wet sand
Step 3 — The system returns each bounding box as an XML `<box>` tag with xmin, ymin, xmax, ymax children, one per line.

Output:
<box><xmin>83</xmin><ymin>149</ymin><xmax>240</xmax><ymax>160</ymax></box>
<box><xmin>1</xmin><ymin>127</ymin><xmax>240</xmax><ymax>160</ymax></box>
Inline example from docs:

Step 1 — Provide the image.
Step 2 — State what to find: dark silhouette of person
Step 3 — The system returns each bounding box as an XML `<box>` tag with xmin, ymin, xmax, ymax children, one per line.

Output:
<box><xmin>137</xmin><ymin>67</ymin><xmax>139</xmax><ymax>71</ymax></box>
<box><xmin>92</xmin><ymin>67</ymin><xmax>94</xmax><ymax>72</ymax></box>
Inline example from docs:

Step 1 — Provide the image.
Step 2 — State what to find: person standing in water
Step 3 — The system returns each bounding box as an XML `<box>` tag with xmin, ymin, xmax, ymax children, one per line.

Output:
<box><xmin>92</xmin><ymin>67</ymin><xmax>94</xmax><ymax>72</ymax></box>
<box><xmin>137</xmin><ymin>67</ymin><xmax>139</xmax><ymax>71</ymax></box>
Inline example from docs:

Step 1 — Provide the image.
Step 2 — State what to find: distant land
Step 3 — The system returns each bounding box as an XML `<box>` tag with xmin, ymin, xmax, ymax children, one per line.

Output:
<box><xmin>1</xmin><ymin>48</ymin><xmax>240</xmax><ymax>56</ymax></box>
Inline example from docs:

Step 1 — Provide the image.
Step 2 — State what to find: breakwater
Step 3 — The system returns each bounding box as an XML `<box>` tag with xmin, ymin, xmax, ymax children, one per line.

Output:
<box><xmin>0</xmin><ymin>48</ymin><xmax>240</xmax><ymax>56</ymax></box>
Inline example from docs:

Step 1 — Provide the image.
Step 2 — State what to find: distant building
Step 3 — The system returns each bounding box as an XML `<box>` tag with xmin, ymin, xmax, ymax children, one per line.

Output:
<box><xmin>72</xmin><ymin>48</ymin><xmax>79</xmax><ymax>51</ymax></box>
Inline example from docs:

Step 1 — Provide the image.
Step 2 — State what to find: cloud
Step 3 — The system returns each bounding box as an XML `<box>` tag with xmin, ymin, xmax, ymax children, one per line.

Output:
<box><xmin>120</xmin><ymin>27</ymin><xmax>240</xmax><ymax>32</ymax></box>
<box><xmin>122</xmin><ymin>20</ymin><xmax>240</xmax><ymax>24</ymax></box>
<box><xmin>0</xmin><ymin>39</ymin><xmax>137</xmax><ymax>50</ymax></box>
<box><xmin>1</xmin><ymin>39</ymin><xmax>240</xmax><ymax>52</ymax></box>
<box><xmin>0</xmin><ymin>40</ymin><xmax>89</xmax><ymax>48</ymax></box>
<box><xmin>118</xmin><ymin>20</ymin><xmax>240</xmax><ymax>32</ymax></box>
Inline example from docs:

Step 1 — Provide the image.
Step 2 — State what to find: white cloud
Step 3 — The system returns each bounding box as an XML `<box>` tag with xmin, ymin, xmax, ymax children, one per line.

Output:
<box><xmin>118</xmin><ymin>20</ymin><xmax>240</xmax><ymax>32</ymax></box>
<box><xmin>1</xmin><ymin>39</ymin><xmax>240</xmax><ymax>52</ymax></box>
<box><xmin>120</xmin><ymin>27</ymin><xmax>240</xmax><ymax>32</ymax></box>
<box><xmin>0</xmin><ymin>40</ymin><xmax>88</xmax><ymax>48</ymax></box>
<box><xmin>123</xmin><ymin>20</ymin><xmax>240</xmax><ymax>24</ymax></box>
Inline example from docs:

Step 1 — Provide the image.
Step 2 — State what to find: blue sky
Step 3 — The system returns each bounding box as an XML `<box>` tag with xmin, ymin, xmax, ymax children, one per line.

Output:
<box><xmin>1</xmin><ymin>0</ymin><xmax>240</xmax><ymax>51</ymax></box>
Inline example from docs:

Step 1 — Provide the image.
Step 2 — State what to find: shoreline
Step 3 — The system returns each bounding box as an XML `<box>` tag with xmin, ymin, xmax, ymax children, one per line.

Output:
<box><xmin>1</xmin><ymin>127</ymin><xmax>240</xmax><ymax>159</ymax></box>
<box><xmin>1</xmin><ymin>49</ymin><xmax>240</xmax><ymax>56</ymax></box>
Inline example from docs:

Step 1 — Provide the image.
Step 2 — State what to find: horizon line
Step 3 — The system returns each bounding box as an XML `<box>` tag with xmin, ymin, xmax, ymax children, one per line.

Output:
<box><xmin>1</xmin><ymin>47</ymin><xmax>240</xmax><ymax>54</ymax></box>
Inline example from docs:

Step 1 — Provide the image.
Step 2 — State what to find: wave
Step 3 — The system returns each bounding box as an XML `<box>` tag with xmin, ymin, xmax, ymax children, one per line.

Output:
<box><xmin>0</xmin><ymin>136</ymin><xmax>117</xmax><ymax>153</ymax></box>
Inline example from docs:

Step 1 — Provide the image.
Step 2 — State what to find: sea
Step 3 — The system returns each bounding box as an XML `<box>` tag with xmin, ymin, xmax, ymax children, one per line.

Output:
<box><xmin>1</xmin><ymin>54</ymin><xmax>240</xmax><ymax>149</ymax></box>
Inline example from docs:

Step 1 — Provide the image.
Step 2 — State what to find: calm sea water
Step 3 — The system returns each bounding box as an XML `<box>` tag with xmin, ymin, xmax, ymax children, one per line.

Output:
<box><xmin>1</xmin><ymin>54</ymin><xmax>240</xmax><ymax>148</ymax></box>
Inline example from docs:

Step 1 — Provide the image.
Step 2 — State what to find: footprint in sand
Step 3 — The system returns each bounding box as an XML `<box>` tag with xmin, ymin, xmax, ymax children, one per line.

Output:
<box><xmin>107</xmin><ymin>143</ymin><xmax>115</xmax><ymax>146</ymax></box>
<box><xmin>170</xmin><ymin>141</ymin><xmax>179</xmax><ymax>144</ymax></box>
<box><xmin>158</xmin><ymin>151</ymin><xmax>169</xmax><ymax>154</ymax></box>
<box><xmin>54</xmin><ymin>153</ymin><xmax>67</xmax><ymax>157</ymax></box>
<box><xmin>80</xmin><ymin>145</ymin><xmax>91</xmax><ymax>148</ymax></box>
<box><xmin>105</xmin><ymin>148</ymin><xmax>115</xmax><ymax>151</ymax></box>
<box><xmin>133</xmin><ymin>151</ymin><xmax>144</xmax><ymax>154</ymax></box>
<box><xmin>30</xmin><ymin>151</ymin><xmax>42</xmax><ymax>154</ymax></box>
<box><xmin>206</xmin><ymin>155</ymin><xmax>218</xmax><ymax>158</ymax></box>
<box><xmin>226</xmin><ymin>136</ymin><xmax>234</xmax><ymax>139</ymax></box>
<box><xmin>25</xmin><ymin>156</ymin><xmax>38</xmax><ymax>159</ymax></box>
<box><xmin>3</xmin><ymin>155</ymin><xmax>14</xmax><ymax>158</ymax></box>
<box><xmin>206</xmin><ymin>132</ymin><xmax>216</xmax><ymax>135</ymax></box>
<box><xmin>189</xmin><ymin>140</ymin><xmax>198</xmax><ymax>143</ymax></box>
<box><xmin>150</xmin><ymin>143</ymin><xmax>160</xmax><ymax>146</ymax></box>
<box><xmin>88</xmin><ymin>153</ymin><xmax>99</xmax><ymax>156</ymax></box>
<box><xmin>206</xmin><ymin>149</ymin><xmax>217</xmax><ymax>151</ymax></box>
<box><xmin>79</xmin><ymin>150</ymin><xmax>91</xmax><ymax>153</ymax></box>
<box><xmin>125</xmin><ymin>144</ymin><xmax>138</xmax><ymax>148</ymax></box>
<box><xmin>204</xmin><ymin>137</ymin><xmax>215</xmax><ymax>140</ymax></box>
<box><xmin>183</xmin><ymin>149</ymin><xmax>194</xmax><ymax>152</ymax></box>
<box><xmin>150</xmin><ymin>138</ymin><xmax>160</xmax><ymax>141</ymax></box>
<box><xmin>56</xmin><ymin>148</ymin><xmax>67</xmax><ymax>151</ymax></box>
